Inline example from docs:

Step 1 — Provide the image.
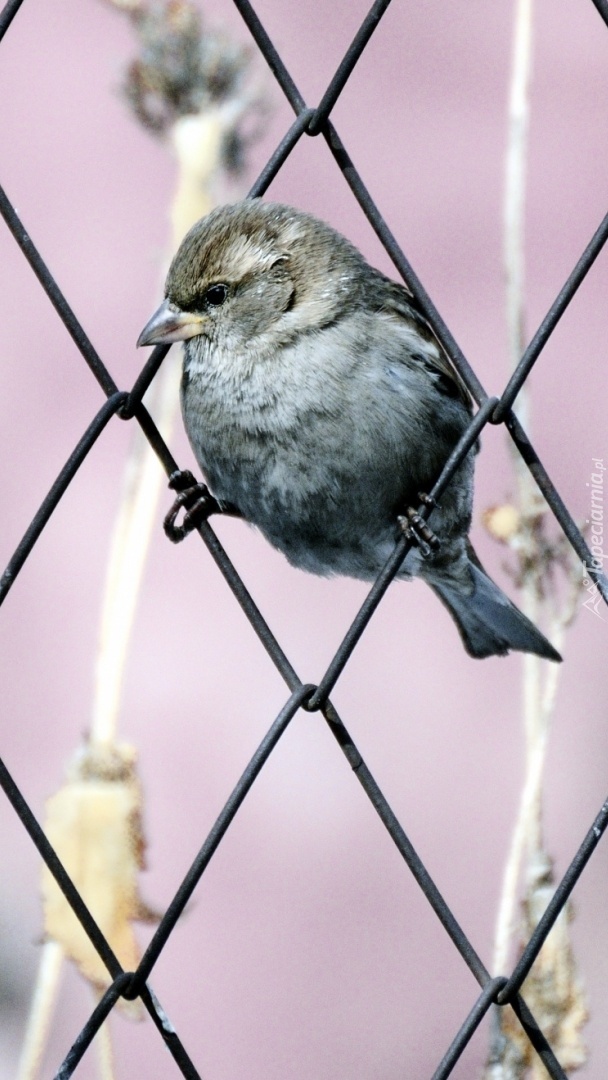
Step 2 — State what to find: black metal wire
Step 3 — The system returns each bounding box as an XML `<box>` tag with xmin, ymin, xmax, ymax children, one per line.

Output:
<box><xmin>509</xmin><ymin>996</ymin><xmax>570</xmax><ymax>1080</ymax></box>
<box><xmin>493</xmin><ymin>210</ymin><xmax>608</xmax><ymax>422</ymax></box>
<box><xmin>55</xmin><ymin>976</ymin><xmax>202</xmax><ymax>1080</ymax></box>
<box><xmin>139</xmin><ymin>985</ymin><xmax>204</xmax><ymax>1080</ymax></box>
<box><xmin>322</xmin><ymin>702</ymin><xmax>490</xmax><ymax>985</ymax></box>
<box><xmin>498</xmin><ymin>795</ymin><xmax>608</xmax><ymax>1003</ymax></box>
<box><xmin>0</xmin><ymin>755</ymin><xmax>123</xmax><ymax>980</ymax></box>
<box><xmin>307</xmin><ymin>397</ymin><xmax>499</xmax><ymax>710</ymax></box>
<box><xmin>1</xmin><ymin>0</ymin><xmax>607</xmax><ymax>1077</ymax></box>
<box><xmin>0</xmin><ymin>184</ymin><xmax>119</xmax><ymax>398</ymax></box>
<box><xmin>130</xmin><ymin>684</ymin><xmax>313</xmax><ymax>990</ymax></box>
<box><xmin>590</xmin><ymin>0</ymin><xmax>608</xmax><ymax>28</ymax></box>
<box><xmin>320</xmin><ymin>119</ymin><xmax>490</xmax><ymax>406</ymax></box>
<box><xmin>54</xmin><ymin>975</ymin><xmax>133</xmax><ymax>1080</ymax></box>
<box><xmin>122</xmin><ymin>344</ymin><xmax>171</xmax><ymax>417</ymax></box>
<box><xmin>194</xmin><ymin>519</ymin><xmax>303</xmax><ymax>688</ymax></box>
<box><xmin>505</xmin><ymin>410</ymin><xmax>608</xmax><ymax>602</ymax></box>
<box><xmin>306</xmin><ymin>0</ymin><xmax>393</xmax><ymax>135</ymax></box>
<box><xmin>0</xmin><ymin>0</ymin><xmax>26</xmax><ymax>42</ymax></box>
<box><xmin>248</xmin><ymin>108</ymin><xmax>315</xmax><ymax>197</ymax></box>
<box><xmin>0</xmin><ymin>392</ymin><xmax>128</xmax><ymax>606</ymax></box>
<box><xmin>232</xmin><ymin>0</ymin><xmax>306</xmax><ymax>113</ymax></box>
<box><xmin>431</xmin><ymin>978</ymin><xmax>507</xmax><ymax>1080</ymax></box>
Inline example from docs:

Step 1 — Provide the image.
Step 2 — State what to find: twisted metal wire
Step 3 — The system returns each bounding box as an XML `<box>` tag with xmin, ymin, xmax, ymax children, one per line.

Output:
<box><xmin>1</xmin><ymin>1</ymin><xmax>607</xmax><ymax>1076</ymax></box>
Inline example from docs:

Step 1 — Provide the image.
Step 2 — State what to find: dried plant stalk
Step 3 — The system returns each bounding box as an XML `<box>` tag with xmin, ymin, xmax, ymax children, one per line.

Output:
<box><xmin>485</xmin><ymin>0</ymin><xmax>587</xmax><ymax>1074</ymax></box>
<box><xmin>15</xmin><ymin>943</ymin><xmax>63</xmax><ymax>1080</ymax></box>
<box><xmin>499</xmin><ymin>856</ymin><xmax>588</xmax><ymax>1078</ymax></box>
<box><xmin>18</xmin><ymin>4</ymin><xmax>265</xmax><ymax>1076</ymax></box>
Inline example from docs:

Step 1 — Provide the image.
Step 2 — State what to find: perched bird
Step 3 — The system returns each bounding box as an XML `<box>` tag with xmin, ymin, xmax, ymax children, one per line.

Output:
<box><xmin>138</xmin><ymin>200</ymin><xmax>560</xmax><ymax>661</ymax></box>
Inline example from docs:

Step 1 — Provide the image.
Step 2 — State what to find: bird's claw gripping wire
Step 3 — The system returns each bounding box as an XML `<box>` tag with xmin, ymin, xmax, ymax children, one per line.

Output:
<box><xmin>397</xmin><ymin>493</ymin><xmax>441</xmax><ymax>559</ymax></box>
<box><xmin>164</xmin><ymin>470</ymin><xmax>220</xmax><ymax>543</ymax></box>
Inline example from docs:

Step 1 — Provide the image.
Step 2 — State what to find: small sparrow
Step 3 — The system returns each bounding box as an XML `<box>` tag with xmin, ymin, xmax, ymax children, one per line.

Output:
<box><xmin>138</xmin><ymin>200</ymin><xmax>560</xmax><ymax>662</ymax></box>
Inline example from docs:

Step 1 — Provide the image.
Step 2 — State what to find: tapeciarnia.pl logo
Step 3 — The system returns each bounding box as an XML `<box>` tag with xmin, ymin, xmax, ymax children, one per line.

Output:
<box><xmin>582</xmin><ymin>458</ymin><xmax>605</xmax><ymax>619</ymax></box>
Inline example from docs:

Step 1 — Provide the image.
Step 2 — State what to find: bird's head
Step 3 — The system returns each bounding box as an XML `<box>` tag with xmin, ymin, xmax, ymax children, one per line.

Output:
<box><xmin>137</xmin><ymin>199</ymin><xmax>365</xmax><ymax>354</ymax></box>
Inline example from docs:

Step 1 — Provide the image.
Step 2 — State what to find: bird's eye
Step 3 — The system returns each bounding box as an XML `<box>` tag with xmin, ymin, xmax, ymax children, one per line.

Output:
<box><xmin>205</xmin><ymin>283</ymin><xmax>228</xmax><ymax>307</ymax></box>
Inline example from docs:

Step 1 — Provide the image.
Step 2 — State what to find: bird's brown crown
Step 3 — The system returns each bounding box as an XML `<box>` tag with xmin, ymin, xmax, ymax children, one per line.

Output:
<box><xmin>165</xmin><ymin>199</ymin><xmax>366</xmax><ymax>316</ymax></box>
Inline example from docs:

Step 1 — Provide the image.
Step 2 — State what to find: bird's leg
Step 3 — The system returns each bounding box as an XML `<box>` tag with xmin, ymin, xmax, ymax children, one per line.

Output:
<box><xmin>163</xmin><ymin>470</ymin><xmax>240</xmax><ymax>543</ymax></box>
<box><xmin>397</xmin><ymin>493</ymin><xmax>441</xmax><ymax>559</ymax></box>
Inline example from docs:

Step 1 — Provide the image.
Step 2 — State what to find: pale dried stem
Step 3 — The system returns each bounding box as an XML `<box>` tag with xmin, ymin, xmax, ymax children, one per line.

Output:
<box><xmin>492</xmin><ymin>0</ymin><xmax>572</xmax><ymax>984</ymax></box>
<box><xmin>94</xmin><ymin>1007</ymin><xmax>115</xmax><ymax>1080</ymax></box>
<box><xmin>91</xmin><ymin>354</ymin><xmax>181</xmax><ymax>747</ymax></box>
<box><xmin>492</xmin><ymin>635</ymin><xmax>560</xmax><ymax>975</ymax></box>
<box><xmin>20</xmin><ymin>103</ymin><xmax>245</xmax><ymax>1077</ymax></box>
<box><xmin>492</xmin><ymin>564</ymin><xmax>580</xmax><ymax>981</ymax></box>
<box><xmin>16</xmin><ymin>941</ymin><xmax>64</xmax><ymax>1080</ymax></box>
<box><xmin>493</xmin><ymin>0</ymin><xmax>540</xmax><ymax>978</ymax></box>
<box><xmin>91</xmin><ymin>109</ymin><xmax>231</xmax><ymax>748</ymax></box>
<box><xmin>504</xmin><ymin>0</ymin><xmax>533</xmax><ymax>427</ymax></box>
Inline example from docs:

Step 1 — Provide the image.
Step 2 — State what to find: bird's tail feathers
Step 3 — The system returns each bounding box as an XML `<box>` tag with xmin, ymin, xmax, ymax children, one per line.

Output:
<box><xmin>429</xmin><ymin>561</ymin><xmax>562</xmax><ymax>662</ymax></box>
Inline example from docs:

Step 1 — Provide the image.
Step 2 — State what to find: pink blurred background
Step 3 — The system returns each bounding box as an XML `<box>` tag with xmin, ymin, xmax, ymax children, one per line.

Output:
<box><xmin>1</xmin><ymin>0</ymin><xmax>608</xmax><ymax>1076</ymax></box>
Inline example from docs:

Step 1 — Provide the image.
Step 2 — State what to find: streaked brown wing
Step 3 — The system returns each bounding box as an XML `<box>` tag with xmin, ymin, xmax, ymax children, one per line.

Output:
<box><xmin>377</xmin><ymin>275</ymin><xmax>472</xmax><ymax>410</ymax></box>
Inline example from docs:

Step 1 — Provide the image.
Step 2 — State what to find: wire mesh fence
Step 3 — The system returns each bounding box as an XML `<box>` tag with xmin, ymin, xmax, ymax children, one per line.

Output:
<box><xmin>1</xmin><ymin>1</ymin><xmax>608</xmax><ymax>1077</ymax></box>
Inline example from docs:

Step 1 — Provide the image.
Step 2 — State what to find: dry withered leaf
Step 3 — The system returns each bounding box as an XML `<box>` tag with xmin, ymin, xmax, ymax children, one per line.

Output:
<box><xmin>486</xmin><ymin>853</ymin><xmax>588</xmax><ymax>1078</ymax></box>
<box><xmin>41</xmin><ymin>741</ymin><xmax>158</xmax><ymax>1017</ymax></box>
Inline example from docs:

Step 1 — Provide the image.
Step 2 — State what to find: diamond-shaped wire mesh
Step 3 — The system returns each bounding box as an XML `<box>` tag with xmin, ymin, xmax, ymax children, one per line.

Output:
<box><xmin>1</xmin><ymin>1</ymin><xmax>608</xmax><ymax>1077</ymax></box>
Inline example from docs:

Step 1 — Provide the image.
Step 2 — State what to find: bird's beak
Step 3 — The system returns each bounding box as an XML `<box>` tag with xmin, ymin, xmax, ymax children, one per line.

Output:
<box><xmin>137</xmin><ymin>298</ymin><xmax>207</xmax><ymax>347</ymax></box>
